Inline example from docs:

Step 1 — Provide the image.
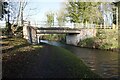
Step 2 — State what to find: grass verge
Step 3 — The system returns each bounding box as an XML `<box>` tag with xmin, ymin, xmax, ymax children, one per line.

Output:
<box><xmin>2</xmin><ymin>37</ymin><xmax>100</xmax><ymax>78</ymax></box>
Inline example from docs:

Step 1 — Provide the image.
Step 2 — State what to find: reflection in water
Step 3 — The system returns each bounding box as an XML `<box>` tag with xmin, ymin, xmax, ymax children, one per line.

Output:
<box><xmin>40</xmin><ymin>40</ymin><xmax>118</xmax><ymax>78</ymax></box>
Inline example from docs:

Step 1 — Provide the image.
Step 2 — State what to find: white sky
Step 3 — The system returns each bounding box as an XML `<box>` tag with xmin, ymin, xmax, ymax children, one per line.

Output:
<box><xmin>23</xmin><ymin>0</ymin><xmax>65</xmax><ymax>24</ymax></box>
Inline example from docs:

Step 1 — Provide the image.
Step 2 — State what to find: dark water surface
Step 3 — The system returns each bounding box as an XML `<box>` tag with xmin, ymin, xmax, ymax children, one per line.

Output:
<box><xmin>40</xmin><ymin>40</ymin><xmax>119</xmax><ymax>78</ymax></box>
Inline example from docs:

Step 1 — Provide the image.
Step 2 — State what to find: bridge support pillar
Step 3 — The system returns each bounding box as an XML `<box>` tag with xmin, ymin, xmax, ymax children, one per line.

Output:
<box><xmin>66</xmin><ymin>34</ymin><xmax>80</xmax><ymax>46</ymax></box>
<box><xmin>23</xmin><ymin>24</ymin><xmax>32</xmax><ymax>43</ymax></box>
<box><xmin>31</xmin><ymin>27</ymin><xmax>37</xmax><ymax>44</ymax></box>
<box><xmin>23</xmin><ymin>22</ymin><xmax>37</xmax><ymax>44</ymax></box>
<box><xmin>66</xmin><ymin>29</ymin><xmax>96</xmax><ymax>46</ymax></box>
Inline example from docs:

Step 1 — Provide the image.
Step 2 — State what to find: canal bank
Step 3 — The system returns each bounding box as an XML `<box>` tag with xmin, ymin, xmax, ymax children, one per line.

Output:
<box><xmin>40</xmin><ymin>40</ymin><xmax>119</xmax><ymax>78</ymax></box>
<box><xmin>2</xmin><ymin>37</ymin><xmax>100</xmax><ymax>78</ymax></box>
<box><xmin>78</xmin><ymin>29</ymin><xmax>119</xmax><ymax>52</ymax></box>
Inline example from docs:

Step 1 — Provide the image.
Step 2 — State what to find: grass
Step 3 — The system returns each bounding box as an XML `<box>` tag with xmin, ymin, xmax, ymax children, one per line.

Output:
<box><xmin>2</xmin><ymin>37</ymin><xmax>100</xmax><ymax>78</ymax></box>
<box><xmin>42</xmin><ymin>34</ymin><xmax>66</xmax><ymax>41</ymax></box>
<box><xmin>2</xmin><ymin>37</ymin><xmax>45</xmax><ymax>61</ymax></box>
<box><xmin>50</xmin><ymin>45</ymin><xmax>100</xmax><ymax>78</ymax></box>
<box><xmin>1</xmin><ymin>37</ymin><xmax>29</xmax><ymax>52</ymax></box>
<box><xmin>78</xmin><ymin>29</ymin><xmax>118</xmax><ymax>51</ymax></box>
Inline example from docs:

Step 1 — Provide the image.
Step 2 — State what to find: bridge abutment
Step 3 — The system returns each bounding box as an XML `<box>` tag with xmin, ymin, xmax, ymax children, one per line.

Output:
<box><xmin>66</xmin><ymin>34</ymin><xmax>80</xmax><ymax>46</ymax></box>
<box><xmin>23</xmin><ymin>25</ymin><xmax>32</xmax><ymax>43</ymax></box>
<box><xmin>66</xmin><ymin>29</ymin><xmax>96</xmax><ymax>46</ymax></box>
<box><xmin>23</xmin><ymin>22</ymin><xmax>37</xmax><ymax>44</ymax></box>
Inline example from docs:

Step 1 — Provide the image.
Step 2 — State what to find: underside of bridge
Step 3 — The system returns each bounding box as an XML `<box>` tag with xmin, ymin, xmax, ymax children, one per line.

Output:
<box><xmin>37</xmin><ymin>33</ymin><xmax>79</xmax><ymax>45</ymax></box>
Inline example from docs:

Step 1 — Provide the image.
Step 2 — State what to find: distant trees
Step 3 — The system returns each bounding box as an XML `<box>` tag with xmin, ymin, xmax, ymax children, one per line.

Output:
<box><xmin>65</xmin><ymin>1</ymin><xmax>103</xmax><ymax>24</ymax></box>
<box><xmin>65</xmin><ymin>0</ymin><xmax>117</xmax><ymax>27</ymax></box>
<box><xmin>45</xmin><ymin>9</ymin><xmax>67</xmax><ymax>27</ymax></box>
<box><xmin>56</xmin><ymin>9</ymin><xmax>66</xmax><ymax>27</ymax></box>
<box><xmin>46</xmin><ymin>11</ymin><xmax>54</xmax><ymax>27</ymax></box>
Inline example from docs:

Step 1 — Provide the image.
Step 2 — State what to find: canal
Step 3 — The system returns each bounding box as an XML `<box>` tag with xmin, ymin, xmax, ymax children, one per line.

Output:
<box><xmin>40</xmin><ymin>40</ymin><xmax>118</xmax><ymax>78</ymax></box>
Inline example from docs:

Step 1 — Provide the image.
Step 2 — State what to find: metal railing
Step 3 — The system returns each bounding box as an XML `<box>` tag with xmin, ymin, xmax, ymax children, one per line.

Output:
<box><xmin>25</xmin><ymin>21</ymin><xmax>118</xmax><ymax>29</ymax></box>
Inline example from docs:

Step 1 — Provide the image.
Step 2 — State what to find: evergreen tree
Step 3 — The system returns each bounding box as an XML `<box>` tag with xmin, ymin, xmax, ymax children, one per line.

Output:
<box><xmin>65</xmin><ymin>0</ymin><xmax>103</xmax><ymax>24</ymax></box>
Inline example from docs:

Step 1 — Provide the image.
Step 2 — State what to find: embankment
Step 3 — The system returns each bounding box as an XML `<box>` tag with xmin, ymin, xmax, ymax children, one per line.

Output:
<box><xmin>78</xmin><ymin>29</ymin><xmax>119</xmax><ymax>51</ymax></box>
<box><xmin>2</xmin><ymin>37</ymin><xmax>100</xmax><ymax>78</ymax></box>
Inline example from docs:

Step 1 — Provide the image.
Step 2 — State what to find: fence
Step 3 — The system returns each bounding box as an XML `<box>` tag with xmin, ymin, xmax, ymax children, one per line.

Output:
<box><xmin>73</xmin><ymin>23</ymin><xmax>118</xmax><ymax>29</ymax></box>
<box><xmin>26</xmin><ymin>21</ymin><xmax>118</xmax><ymax>29</ymax></box>
<box><xmin>95</xmin><ymin>24</ymin><xmax>118</xmax><ymax>29</ymax></box>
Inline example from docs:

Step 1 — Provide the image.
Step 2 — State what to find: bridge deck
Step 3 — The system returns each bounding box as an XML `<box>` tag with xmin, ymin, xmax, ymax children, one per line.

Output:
<box><xmin>35</xmin><ymin>27</ymin><xmax>81</xmax><ymax>34</ymax></box>
<box><xmin>37</xmin><ymin>30</ymin><xmax>81</xmax><ymax>34</ymax></box>
<box><xmin>35</xmin><ymin>27</ymin><xmax>81</xmax><ymax>30</ymax></box>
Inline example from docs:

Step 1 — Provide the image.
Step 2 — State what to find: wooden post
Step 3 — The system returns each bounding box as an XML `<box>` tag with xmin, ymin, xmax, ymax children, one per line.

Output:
<box><xmin>104</xmin><ymin>24</ymin><xmax>106</xmax><ymax>29</ymax></box>
<box><xmin>112</xmin><ymin>24</ymin><xmax>115</xmax><ymax>29</ymax></box>
<box><xmin>116</xmin><ymin>7</ymin><xmax>118</xmax><ymax>29</ymax></box>
<box><xmin>37</xmin><ymin>35</ymin><xmax>40</xmax><ymax>44</ymax></box>
<box><xmin>100</xmin><ymin>24</ymin><xmax>102</xmax><ymax>29</ymax></box>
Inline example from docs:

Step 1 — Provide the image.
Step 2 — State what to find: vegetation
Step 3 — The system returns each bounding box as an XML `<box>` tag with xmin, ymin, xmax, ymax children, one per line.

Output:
<box><xmin>2</xmin><ymin>37</ymin><xmax>100</xmax><ymax>78</ymax></box>
<box><xmin>1</xmin><ymin>37</ymin><xmax>29</xmax><ymax>52</ymax></box>
<box><xmin>1</xmin><ymin>27</ymin><xmax>7</xmax><ymax>36</ymax></box>
<box><xmin>42</xmin><ymin>34</ymin><xmax>66</xmax><ymax>42</ymax></box>
<box><xmin>46</xmin><ymin>11</ymin><xmax>54</xmax><ymax>27</ymax></box>
<box><xmin>0</xmin><ymin>1</ymin><xmax>8</xmax><ymax>19</ymax></box>
<box><xmin>78</xmin><ymin>29</ymin><xmax>118</xmax><ymax>51</ymax></box>
<box><xmin>0</xmin><ymin>0</ymin><xmax>27</xmax><ymax>37</ymax></box>
<box><xmin>65</xmin><ymin>1</ymin><xmax>103</xmax><ymax>24</ymax></box>
<box><xmin>0</xmin><ymin>1</ymin><xmax>12</xmax><ymax>36</ymax></box>
<box><xmin>56</xmin><ymin>9</ymin><xmax>66</xmax><ymax>27</ymax></box>
<box><xmin>48</xmin><ymin>45</ymin><xmax>101</xmax><ymax>78</ymax></box>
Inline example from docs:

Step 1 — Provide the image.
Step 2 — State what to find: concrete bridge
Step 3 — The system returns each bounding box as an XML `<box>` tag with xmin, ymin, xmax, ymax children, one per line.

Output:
<box><xmin>36</xmin><ymin>27</ymin><xmax>81</xmax><ymax>34</ymax></box>
<box><xmin>23</xmin><ymin>23</ymin><xmax>96</xmax><ymax>46</ymax></box>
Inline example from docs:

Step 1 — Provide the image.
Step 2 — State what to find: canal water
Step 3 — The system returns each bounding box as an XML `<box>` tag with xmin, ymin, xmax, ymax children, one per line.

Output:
<box><xmin>40</xmin><ymin>40</ymin><xmax>119</xmax><ymax>78</ymax></box>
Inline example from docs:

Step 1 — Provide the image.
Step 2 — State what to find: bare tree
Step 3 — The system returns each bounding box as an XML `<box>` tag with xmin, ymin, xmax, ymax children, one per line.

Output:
<box><xmin>10</xmin><ymin>0</ymin><xmax>27</xmax><ymax>36</ymax></box>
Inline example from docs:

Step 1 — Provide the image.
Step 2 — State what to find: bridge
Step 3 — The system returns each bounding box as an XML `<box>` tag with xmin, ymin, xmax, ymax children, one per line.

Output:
<box><xmin>23</xmin><ymin>22</ymin><xmax>97</xmax><ymax>46</ymax></box>
<box><xmin>23</xmin><ymin>21</ymin><xmax>118</xmax><ymax>46</ymax></box>
<box><xmin>23</xmin><ymin>20</ymin><xmax>118</xmax><ymax>45</ymax></box>
<box><xmin>36</xmin><ymin>27</ymin><xmax>81</xmax><ymax>34</ymax></box>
